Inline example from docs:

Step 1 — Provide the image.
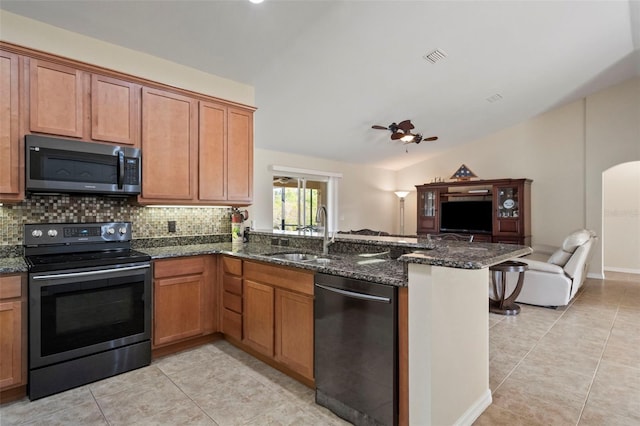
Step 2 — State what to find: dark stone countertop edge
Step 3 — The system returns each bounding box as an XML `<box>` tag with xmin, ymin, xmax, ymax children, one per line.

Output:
<box><xmin>0</xmin><ymin>257</ymin><xmax>28</xmax><ymax>274</ymax></box>
<box><xmin>142</xmin><ymin>242</ymin><xmax>407</xmax><ymax>287</ymax></box>
<box><xmin>1</xmin><ymin>240</ymin><xmax>532</xmax><ymax>287</ymax></box>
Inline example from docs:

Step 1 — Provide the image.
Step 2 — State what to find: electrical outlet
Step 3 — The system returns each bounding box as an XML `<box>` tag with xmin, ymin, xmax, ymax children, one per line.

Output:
<box><xmin>168</xmin><ymin>220</ymin><xmax>176</xmax><ymax>233</ymax></box>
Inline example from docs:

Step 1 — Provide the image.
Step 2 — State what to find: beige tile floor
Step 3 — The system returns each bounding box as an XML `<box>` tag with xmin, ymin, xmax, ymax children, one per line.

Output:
<box><xmin>1</xmin><ymin>272</ymin><xmax>638</xmax><ymax>425</ymax></box>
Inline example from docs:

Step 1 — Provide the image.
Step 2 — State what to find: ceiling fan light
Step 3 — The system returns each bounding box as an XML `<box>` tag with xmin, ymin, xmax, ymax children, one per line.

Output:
<box><xmin>400</xmin><ymin>134</ymin><xmax>414</xmax><ymax>142</ymax></box>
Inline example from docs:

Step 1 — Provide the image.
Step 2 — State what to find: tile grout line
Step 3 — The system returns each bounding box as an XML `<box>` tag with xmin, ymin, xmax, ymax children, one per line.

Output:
<box><xmin>155</xmin><ymin>357</ymin><xmax>222</xmax><ymax>426</ymax></box>
<box><xmin>573</xmin><ymin>297</ymin><xmax>621</xmax><ymax>426</ymax></box>
<box><xmin>89</xmin><ymin>387</ymin><xmax>111</xmax><ymax>426</ymax></box>
<box><xmin>488</xmin><ymin>299</ymin><xmax>577</xmax><ymax>424</ymax></box>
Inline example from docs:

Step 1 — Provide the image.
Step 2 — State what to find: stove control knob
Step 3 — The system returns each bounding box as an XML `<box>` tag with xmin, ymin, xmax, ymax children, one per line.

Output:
<box><xmin>47</xmin><ymin>229</ymin><xmax>58</xmax><ymax>237</ymax></box>
<box><xmin>31</xmin><ymin>229</ymin><xmax>43</xmax><ymax>238</ymax></box>
<box><xmin>119</xmin><ymin>227</ymin><xmax>128</xmax><ymax>235</ymax></box>
<box><xmin>106</xmin><ymin>228</ymin><xmax>115</xmax><ymax>235</ymax></box>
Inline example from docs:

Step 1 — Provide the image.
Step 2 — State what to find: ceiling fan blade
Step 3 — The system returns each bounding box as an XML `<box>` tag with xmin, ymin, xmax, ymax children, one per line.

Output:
<box><xmin>423</xmin><ymin>136</ymin><xmax>438</xmax><ymax>141</ymax></box>
<box><xmin>372</xmin><ymin>125</ymin><xmax>388</xmax><ymax>130</ymax></box>
<box><xmin>391</xmin><ymin>132</ymin><xmax>404</xmax><ymax>140</ymax></box>
<box><xmin>397</xmin><ymin>120</ymin><xmax>415</xmax><ymax>132</ymax></box>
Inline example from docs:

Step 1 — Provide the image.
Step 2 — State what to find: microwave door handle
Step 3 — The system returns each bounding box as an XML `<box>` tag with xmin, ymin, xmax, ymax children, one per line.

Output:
<box><xmin>117</xmin><ymin>150</ymin><xmax>125</xmax><ymax>189</ymax></box>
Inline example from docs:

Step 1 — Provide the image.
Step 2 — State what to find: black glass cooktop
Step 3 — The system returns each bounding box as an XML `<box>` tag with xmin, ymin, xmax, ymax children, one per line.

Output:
<box><xmin>26</xmin><ymin>249</ymin><xmax>150</xmax><ymax>273</ymax></box>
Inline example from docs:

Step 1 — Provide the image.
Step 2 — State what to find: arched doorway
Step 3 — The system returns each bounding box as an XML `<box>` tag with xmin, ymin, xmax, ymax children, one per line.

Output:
<box><xmin>602</xmin><ymin>161</ymin><xmax>640</xmax><ymax>275</ymax></box>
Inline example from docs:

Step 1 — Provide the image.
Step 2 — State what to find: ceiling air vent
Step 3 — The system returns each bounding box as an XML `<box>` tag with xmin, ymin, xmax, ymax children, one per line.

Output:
<box><xmin>486</xmin><ymin>94</ymin><xmax>503</xmax><ymax>103</ymax></box>
<box><xmin>423</xmin><ymin>49</ymin><xmax>447</xmax><ymax>64</ymax></box>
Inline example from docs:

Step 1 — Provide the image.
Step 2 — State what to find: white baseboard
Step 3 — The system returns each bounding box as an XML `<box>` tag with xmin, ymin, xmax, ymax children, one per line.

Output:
<box><xmin>587</xmin><ymin>272</ymin><xmax>605</xmax><ymax>279</ymax></box>
<box><xmin>454</xmin><ymin>389</ymin><xmax>492</xmax><ymax>426</ymax></box>
<box><xmin>604</xmin><ymin>267</ymin><xmax>640</xmax><ymax>275</ymax></box>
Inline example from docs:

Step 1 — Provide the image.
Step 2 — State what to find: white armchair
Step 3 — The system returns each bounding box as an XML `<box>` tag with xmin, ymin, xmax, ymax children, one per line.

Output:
<box><xmin>491</xmin><ymin>230</ymin><xmax>597</xmax><ymax>307</ymax></box>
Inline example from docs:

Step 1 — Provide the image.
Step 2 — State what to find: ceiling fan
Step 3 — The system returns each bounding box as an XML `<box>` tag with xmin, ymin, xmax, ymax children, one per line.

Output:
<box><xmin>372</xmin><ymin>119</ymin><xmax>438</xmax><ymax>145</ymax></box>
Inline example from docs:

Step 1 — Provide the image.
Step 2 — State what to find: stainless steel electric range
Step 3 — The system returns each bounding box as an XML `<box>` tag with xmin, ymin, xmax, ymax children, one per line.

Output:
<box><xmin>23</xmin><ymin>222</ymin><xmax>151</xmax><ymax>400</ymax></box>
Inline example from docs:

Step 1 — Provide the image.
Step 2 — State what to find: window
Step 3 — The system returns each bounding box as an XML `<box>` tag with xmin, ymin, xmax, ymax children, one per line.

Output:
<box><xmin>271</xmin><ymin>166</ymin><xmax>342</xmax><ymax>233</ymax></box>
<box><xmin>273</xmin><ymin>177</ymin><xmax>325</xmax><ymax>231</ymax></box>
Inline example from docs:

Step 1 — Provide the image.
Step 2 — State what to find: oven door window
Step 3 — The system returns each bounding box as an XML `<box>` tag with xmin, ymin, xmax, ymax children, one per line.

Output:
<box><xmin>38</xmin><ymin>274</ymin><xmax>146</xmax><ymax>357</ymax></box>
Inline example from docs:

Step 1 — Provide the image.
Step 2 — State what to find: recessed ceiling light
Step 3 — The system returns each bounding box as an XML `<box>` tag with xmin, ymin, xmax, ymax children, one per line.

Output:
<box><xmin>423</xmin><ymin>49</ymin><xmax>447</xmax><ymax>64</ymax></box>
<box><xmin>249</xmin><ymin>0</ymin><xmax>264</xmax><ymax>3</ymax></box>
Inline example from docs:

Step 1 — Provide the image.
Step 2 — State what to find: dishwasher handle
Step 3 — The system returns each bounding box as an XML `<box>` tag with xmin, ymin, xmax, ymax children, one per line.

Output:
<box><xmin>315</xmin><ymin>283</ymin><xmax>391</xmax><ymax>303</ymax></box>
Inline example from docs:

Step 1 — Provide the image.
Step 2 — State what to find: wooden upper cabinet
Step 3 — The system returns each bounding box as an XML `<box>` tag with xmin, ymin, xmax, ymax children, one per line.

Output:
<box><xmin>227</xmin><ymin>107</ymin><xmax>253</xmax><ymax>203</ymax></box>
<box><xmin>0</xmin><ymin>50</ymin><xmax>22</xmax><ymax>200</ymax></box>
<box><xmin>29</xmin><ymin>59</ymin><xmax>84</xmax><ymax>138</ymax></box>
<box><xmin>140</xmin><ymin>87</ymin><xmax>196</xmax><ymax>201</ymax></box>
<box><xmin>199</xmin><ymin>101</ymin><xmax>227</xmax><ymax>201</ymax></box>
<box><xmin>91</xmin><ymin>74</ymin><xmax>140</xmax><ymax>146</ymax></box>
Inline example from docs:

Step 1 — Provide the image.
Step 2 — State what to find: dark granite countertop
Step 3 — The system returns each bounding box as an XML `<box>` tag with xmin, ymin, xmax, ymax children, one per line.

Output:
<box><xmin>399</xmin><ymin>241</ymin><xmax>532</xmax><ymax>269</ymax></box>
<box><xmin>141</xmin><ymin>242</ymin><xmax>407</xmax><ymax>287</ymax></box>
<box><xmin>1</xmin><ymin>236</ymin><xmax>531</xmax><ymax>286</ymax></box>
<box><xmin>0</xmin><ymin>257</ymin><xmax>27</xmax><ymax>274</ymax></box>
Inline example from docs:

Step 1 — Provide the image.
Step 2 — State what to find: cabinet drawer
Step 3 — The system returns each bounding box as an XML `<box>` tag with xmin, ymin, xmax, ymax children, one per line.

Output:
<box><xmin>223</xmin><ymin>291</ymin><xmax>242</xmax><ymax>313</ymax></box>
<box><xmin>154</xmin><ymin>256</ymin><xmax>205</xmax><ymax>278</ymax></box>
<box><xmin>244</xmin><ymin>261</ymin><xmax>314</xmax><ymax>296</ymax></box>
<box><xmin>222</xmin><ymin>256</ymin><xmax>242</xmax><ymax>276</ymax></box>
<box><xmin>223</xmin><ymin>275</ymin><xmax>242</xmax><ymax>295</ymax></box>
<box><xmin>222</xmin><ymin>308</ymin><xmax>242</xmax><ymax>341</ymax></box>
<box><xmin>0</xmin><ymin>275</ymin><xmax>22</xmax><ymax>300</ymax></box>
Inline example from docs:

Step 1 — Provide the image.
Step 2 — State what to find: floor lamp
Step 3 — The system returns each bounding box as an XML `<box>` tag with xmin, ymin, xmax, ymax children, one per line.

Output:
<box><xmin>394</xmin><ymin>191</ymin><xmax>410</xmax><ymax>236</ymax></box>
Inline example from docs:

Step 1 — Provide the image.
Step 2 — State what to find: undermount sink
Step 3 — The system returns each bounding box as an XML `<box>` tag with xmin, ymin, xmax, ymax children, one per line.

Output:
<box><xmin>268</xmin><ymin>252</ymin><xmax>331</xmax><ymax>264</ymax></box>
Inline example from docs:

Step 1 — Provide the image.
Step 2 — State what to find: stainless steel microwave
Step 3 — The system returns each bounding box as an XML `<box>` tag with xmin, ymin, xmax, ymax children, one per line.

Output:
<box><xmin>26</xmin><ymin>135</ymin><xmax>141</xmax><ymax>196</ymax></box>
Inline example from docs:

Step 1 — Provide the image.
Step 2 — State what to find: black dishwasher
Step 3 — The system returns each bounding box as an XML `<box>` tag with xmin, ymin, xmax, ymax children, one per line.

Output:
<box><xmin>314</xmin><ymin>273</ymin><xmax>397</xmax><ymax>426</ymax></box>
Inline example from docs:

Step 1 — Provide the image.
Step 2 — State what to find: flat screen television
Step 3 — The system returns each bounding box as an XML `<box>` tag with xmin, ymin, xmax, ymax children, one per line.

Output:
<box><xmin>440</xmin><ymin>200</ymin><xmax>493</xmax><ymax>233</ymax></box>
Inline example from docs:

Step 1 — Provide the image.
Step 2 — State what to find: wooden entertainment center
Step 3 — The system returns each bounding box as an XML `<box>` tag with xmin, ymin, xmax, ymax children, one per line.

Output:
<box><xmin>415</xmin><ymin>178</ymin><xmax>532</xmax><ymax>246</ymax></box>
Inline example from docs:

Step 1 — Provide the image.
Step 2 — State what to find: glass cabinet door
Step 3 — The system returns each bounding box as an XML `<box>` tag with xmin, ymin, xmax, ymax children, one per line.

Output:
<box><xmin>497</xmin><ymin>186</ymin><xmax>519</xmax><ymax>218</ymax></box>
<box><xmin>421</xmin><ymin>190</ymin><xmax>437</xmax><ymax>217</ymax></box>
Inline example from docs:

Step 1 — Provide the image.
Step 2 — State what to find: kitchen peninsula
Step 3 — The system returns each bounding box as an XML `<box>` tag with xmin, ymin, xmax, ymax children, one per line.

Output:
<box><xmin>0</xmin><ymin>231</ymin><xmax>531</xmax><ymax>425</ymax></box>
<box><xmin>143</xmin><ymin>230</ymin><xmax>531</xmax><ymax>425</ymax></box>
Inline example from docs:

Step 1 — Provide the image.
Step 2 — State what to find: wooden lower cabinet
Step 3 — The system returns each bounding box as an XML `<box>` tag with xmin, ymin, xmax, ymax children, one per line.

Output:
<box><xmin>221</xmin><ymin>256</ymin><xmax>243</xmax><ymax>341</ymax></box>
<box><xmin>153</xmin><ymin>256</ymin><xmax>216</xmax><ymax>348</ymax></box>
<box><xmin>274</xmin><ymin>289</ymin><xmax>313</xmax><ymax>379</ymax></box>
<box><xmin>241</xmin><ymin>261</ymin><xmax>314</xmax><ymax>382</ymax></box>
<box><xmin>243</xmin><ymin>280</ymin><xmax>274</xmax><ymax>357</ymax></box>
<box><xmin>0</xmin><ymin>274</ymin><xmax>27</xmax><ymax>398</ymax></box>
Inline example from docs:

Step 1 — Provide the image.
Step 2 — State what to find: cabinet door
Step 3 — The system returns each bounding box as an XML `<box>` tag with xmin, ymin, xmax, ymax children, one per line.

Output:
<box><xmin>29</xmin><ymin>59</ymin><xmax>84</xmax><ymax>138</ymax></box>
<box><xmin>141</xmin><ymin>87</ymin><xmax>196</xmax><ymax>201</ymax></box>
<box><xmin>0</xmin><ymin>300</ymin><xmax>22</xmax><ymax>389</ymax></box>
<box><xmin>417</xmin><ymin>188</ymin><xmax>440</xmax><ymax>234</ymax></box>
<box><xmin>493</xmin><ymin>184</ymin><xmax>522</xmax><ymax>236</ymax></box>
<box><xmin>153</xmin><ymin>273</ymin><xmax>203</xmax><ymax>347</ymax></box>
<box><xmin>275</xmin><ymin>289</ymin><xmax>313</xmax><ymax>380</ymax></box>
<box><xmin>199</xmin><ymin>101</ymin><xmax>227</xmax><ymax>201</ymax></box>
<box><xmin>91</xmin><ymin>74</ymin><xmax>140</xmax><ymax>145</ymax></box>
<box><xmin>243</xmin><ymin>280</ymin><xmax>274</xmax><ymax>357</ymax></box>
<box><xmin>227</xmin><ymin>107</ymin><xmax>253</xmax><ymax>203</ymax></box>
<box><xmin>0</xmin><ymin>50</ymin><xmax>21</xmax><ymax>200</ymax></box>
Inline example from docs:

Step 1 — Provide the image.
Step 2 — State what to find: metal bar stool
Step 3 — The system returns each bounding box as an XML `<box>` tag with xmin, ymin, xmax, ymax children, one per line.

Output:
<box><xmin>489</xmin><ymin>260</ymin><xmax>528</xmax><ymax>315</ymax></box>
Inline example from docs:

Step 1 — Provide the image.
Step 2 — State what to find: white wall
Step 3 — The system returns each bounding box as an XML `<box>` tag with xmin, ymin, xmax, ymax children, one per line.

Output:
<box><xmin>603</xmin><ymin>162</ymin><xmax>640</xmax><ymax>274</ymax></box>
<box><xmin>397</xmin><ymin>76</ymin><xmax>640</xmax><ymax>277</ymax></box>
<box><xmin>585</xmin><ymin>77</ymin><xmax>640</xmax><ymax>277</ymax></box>
<box><xmin>251</xmin><ymin>148</ymin><xmax>397</xmax><ymax>234</ymax></box>
<box><xmin>397</xmin><ymin>100</ymin><xmax>586</xmax><ymax>244</ymax></box>
<box><xmin>0</xmin><ymin>10</ymin><xmax>254</xmax><ymax>106</ymax></box>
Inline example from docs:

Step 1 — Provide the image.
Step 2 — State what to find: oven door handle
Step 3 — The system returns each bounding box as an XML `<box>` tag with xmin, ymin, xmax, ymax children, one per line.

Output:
<box><xmin>32</xmin><ymin>264</ymin><xmax>150</xmax><ymax>280</ymax></box>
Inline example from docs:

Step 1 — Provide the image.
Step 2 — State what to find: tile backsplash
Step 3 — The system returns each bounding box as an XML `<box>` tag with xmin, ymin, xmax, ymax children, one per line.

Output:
<box><xmin>0</xmin><ymin>194</ymin><xmax>232</xmax><ymax>246</ymax></box>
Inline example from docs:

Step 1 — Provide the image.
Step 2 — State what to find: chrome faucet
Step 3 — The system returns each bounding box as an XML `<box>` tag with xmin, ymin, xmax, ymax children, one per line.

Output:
<box><xmin>315</xmin><ymin>205</ymin><xmax>332</xmax><ymax>255</ymax></box>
